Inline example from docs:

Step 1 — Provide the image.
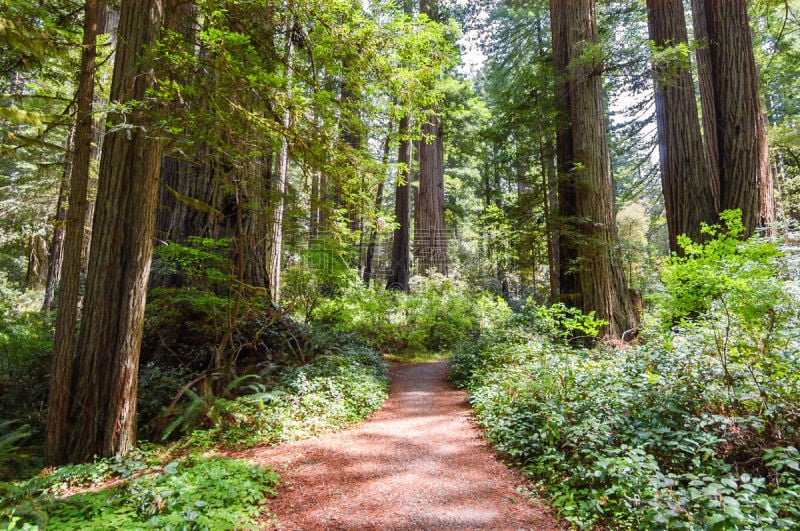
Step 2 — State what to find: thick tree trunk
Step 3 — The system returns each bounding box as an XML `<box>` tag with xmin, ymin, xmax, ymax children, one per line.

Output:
<box><xmin>551</xmin><ymin>0</ymin><xmax>639</xmax><ymax>339</ymax></box>
<box><xmin>414</xmin><ymin>0</ymin><xmax>447</xmax><ymax>277</ymax></box>
<box><xmin>387</xmin><ymin>116</ymin><xmax>412</xmax><ymax>292</ymax></box>
<box><xmin>415</xmin><ymin>111</ymin><xmax>448</xmax><ymax>276</ymax></box>
<box><xmin>62</xmin><ymin>0</ymin><xmax>168</xmax><ymax>464</ymax></box>
<box><xmin>646</xmin><ymin>0</ymin><xmax>717</xmax><ymax>252</ymax></box>
<box><xmin>692</xmin><ymin>0</ymin><xmax>774</xmax><ymax>236</ymax></box>
<box><xmin>550</xmin><ymin>0</ymin><xmax>580</xmax><ymax>307</ymax></box>
<box><xmin>44</xmin><ymin>0</ymin><xmax>99</xmax><ymax>466</ymax></box>
<box><xmin>690</xmin><ymin>0</ymin><xmax>721</xmax><ymax>211</ymax></box>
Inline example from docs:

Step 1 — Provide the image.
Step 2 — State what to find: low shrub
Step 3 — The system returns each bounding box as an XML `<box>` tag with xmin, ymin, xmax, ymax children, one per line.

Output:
<box><xmin>1</xmin><ymin>455</ymin><xmax>279</xmax><ymax>530</ymax></box>
<box><xmin>175</xmin><ymin>343</ymin><xmax>388</xmax><ymax>448</ymax></box>
<box><xmin>314</xmin><ymin>276</ymin><xmax>511</xmax><ymax>355</ymax></box>
<box><xmin>450</xmin><ymin>333</ymin><xmax>800</xmax><ymax>528</ymax></box>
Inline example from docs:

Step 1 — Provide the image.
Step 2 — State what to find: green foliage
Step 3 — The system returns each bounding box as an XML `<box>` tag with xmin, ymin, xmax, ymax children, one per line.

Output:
<box><xmin>313</xmin><ymin>277</ymin><xmax>511</xmax><ymax>355</ymax></box>
<box><xmin>661</xmin><ymin>210</ymin><xmax>799</xmax><ymax>417</ymax></box>
<box><xmin>510</xmin><ymin>300</ymin><xmax>607</xmax><ymax>344</ymax></box>
<box><xmin>0</xmin><ymin>280</ymin><xmax>52</xmax><ymax>440</ymax></box>
<box><xmin>662</xmin><ymin>210</ymin><xmax>784</xmax><ymax>323</ymax></box>
<box><xmin>2</xmin><ymin>456</ymin><xmax>279</xmax><ymax>530</ymax></box>
<box><xmin>451</xmin><ymin>236</ymin><xmax>800</xmax><ymax>529</ymax></box>
<box><xmin>180</xmin><ymin>342</ymin><xmax>388</xmax><ymax>448</ymax></box>
<box><xmin>0</xmin><ymin>421</ymin><xmax>31</xmax><ymax>481</ymax></box>
<box><xmin>151</xmin><ymin>238</ymin><xmax>233</xmax><ymax>293</ymax></box>
<box><xmin>450</xmin><ymin>327</ymin><xmax>800</xmax><ymax>528</ymax></box>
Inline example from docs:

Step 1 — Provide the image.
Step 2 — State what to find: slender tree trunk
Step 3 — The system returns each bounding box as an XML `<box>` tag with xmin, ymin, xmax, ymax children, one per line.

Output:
<box><xmin>646</xmin><ymin>0</ymin><xmax>717</xmax><ymax>252</ymax></box>
<box><xmin>364</xmin><ymin>126</ymin><xmax>392</xmax><ymax>286</ymax></box>
<box><xmin>541</xmin><ymin>139</ymin><xmax>559</xmax><ymax>302</ymax></box>
<box><xmin>82</xmin><ymin>4</ymin><xmax>118</xmax><ymax>273</ymax></box>
<box><xmin>63</xmin><ymin>0</ymin><xmax>169</xmax><ymax>463</ymax></box>
<box><xmin>692</xmin><ymin>0</ymin><xmax>774</xmax><ymax>236</ymax></box>
<box><xmin>387</xmin><ymin>116</ymin><xmax>412</xmax><ymax>291</ymax></box>
<box><xmin>269</xmin><ymin>4</ymin><xmax>295</xmax><ymax>304</ymax></box>
<box><xmin>44</xmin><ymin>0</ymin><xmax>99</xmax><ymax>466</ymax></box>
<box><xmin>42</xmin><ymin>127</ymin><xmax>75</xmax><ymax>311</ymax></box>
<box><xmin>551</xmin><ymin>0</ymin><xmax>639</xmax><ymax>339</ymax></box>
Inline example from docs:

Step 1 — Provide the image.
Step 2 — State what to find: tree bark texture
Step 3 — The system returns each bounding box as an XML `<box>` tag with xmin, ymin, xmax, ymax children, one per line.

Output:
<box><xmin>45</xmin><ymin>0</ymin><xmax>99</xmax><ymax>465</ymax></box>
<box><xmin>153</xmin><ymin>6</ymin><xmax>269</xmax><ymax>294</ymax></box>
<box><xmin>413</xmin><ymin>0</ymin><xmax>447</xmax><ymax>277</ymax></box>
<box><xmin>42</xmin><ymin>127</ymin><xmax>74</xmax><ymax>311</ymax></box>
<box><xmin>387</xmin><ymin>116</ymin><xmax>412</xmax><ymax>291</ymax></box>
<box><xmin>692</xmin><ymin>0</ymin><xmax>774</xmax><ymax>236</ymax></box>
<box><xmin>551</xmin><ymin>0</ymin><xmax>639</xmax><ymax>339</ymax></box>
<box><xmin>415</xmin><ymin>111</ymin><xmax>448</xmax><ymax>276</ymax></box>
<box><xmin>550</xmin><ymin>0</ymin><xmax>580</xmax><ymax>307</ymax></box>
<box><xmin>63</xmin><ymin>0</ymin><xmax>168</xmax><ymax>463</ymax></box>
<box><xmin>690</xmin><ymin>0</ymin><xmax>721</xmax><ymax>211</ymax></box>
<box><xmin>646</xmin><ymin>0</ymin><xmax>717</xmax><ymax>252</ymax></box>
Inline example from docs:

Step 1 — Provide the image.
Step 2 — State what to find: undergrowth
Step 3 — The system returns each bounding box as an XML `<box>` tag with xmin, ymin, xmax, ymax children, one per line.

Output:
<box><xmin>450</xmin><ymin>213</ymin><xmax>800</xmax><ymax>528</ymax></box>
<box><xmin>1</xmin><ymin>455</ymin><xmax>278</xmax><ymax>530</ymax></box>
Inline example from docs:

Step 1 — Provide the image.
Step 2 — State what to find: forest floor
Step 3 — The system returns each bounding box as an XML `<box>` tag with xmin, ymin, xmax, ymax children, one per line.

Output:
<box><xmin>236</xmin><ymin>360</ymin><xmax>564</xmax><ymax>529</ymax></box>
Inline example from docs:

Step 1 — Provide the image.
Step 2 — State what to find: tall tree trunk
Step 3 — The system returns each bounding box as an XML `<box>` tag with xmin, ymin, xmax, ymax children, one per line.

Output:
<box><xmin>551</xmin><ymin>0</ymin><xmax>639</xmax><ymax>339</ymax></box>
<box><xmin>689</xmin><ymin>0</ymin><xmax>721</xmax><ymax>211</ymax></box>
<box><xmin>42</xmin><ymin>127</ymin><xmax>74</xmax><ymax>311</ymax></box>
<box><xmin>550</xmin><ymin>0</ymin><xmax>580</xmax><ymax>307</ymax></box>
<box><xmin>82</xmin><ymin>4</ymin><xmax>118</xmax><ymax>273</ymax></box>
<box><xmin>541</xmin><ymin>139</ymin><xmax>559</xmax><ymax>302</ymax></box>
<box><xmin>42</xmin><ymin>4</ymin><xmax>118</xmax><ymax>312</ymax></box>
<box><xmin>62</xmin><ymin>0</ymin><xmax>168</xmax><ymax>464</ymax></box>
<box><xmin>646</xmin><ymin>0</ymin><xmax>717</xmax><ymax>252</ymax></box>
<box><xmin>414</xmin><ymin>0</ymin><xmax>447</xmax><ymax>277</ymax></box>
<box><xmin>387</xmin><ymin>116</ymin><xmax>412</xmax><ymax>291</ymax></box>
<box><xmin>44</xmin><ymin>0</ymin><xmax>99</xmax><ymax>466</ymax></box>
<box><xmin>269</xmin><ymin>5</ymin><xmax>295</xmax><ymax>304</ymax></box>
<box><xmin>692</xmin><ymin>0</ymin><xmax>774</xmax><ymax>236</ymax></box>
<box><xmin>364</xmin><ymin>125</ymin><xmax>392</xmax><ymax>286</ymax></box>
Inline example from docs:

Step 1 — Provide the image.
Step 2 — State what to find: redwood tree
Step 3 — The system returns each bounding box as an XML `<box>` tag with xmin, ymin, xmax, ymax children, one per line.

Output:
<box><xmin>646</xmin><ymin>0</ymin><xmax>717</xmax><ymax>252</ymax></box>
<box><xmin>691</xmin><ymin>0</ymin><xmax>774</xmax><ymax>236</ymax></box>
<box><xmin>414</xmin><ymin>0</ymin><xmax>448</xmax><ymax>276</ymax></box>
<box><xmin>550</xmin><ymin>0</ymin><xmax>639</xmax><ymax>339</ymax></box>
<box><xmin>54</xmin><ymin>0</ymin><xmax>170</xmax><ymax>463</ymax></box>
<box><xmin>44</xmin><ymin>0</ymin><xmax>99</xmax><ymax>465</ymax></box>
<box><xmin>387</xmin><ymin>115</ymin><xmax>413</xmax><ymax>291</ymax></box>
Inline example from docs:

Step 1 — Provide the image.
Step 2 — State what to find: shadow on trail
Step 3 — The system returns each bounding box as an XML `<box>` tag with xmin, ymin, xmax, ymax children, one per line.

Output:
<box><xmin>254</xmin><ymin>361</ymin><xmax>562</xmax><ymax>529</ymax></box>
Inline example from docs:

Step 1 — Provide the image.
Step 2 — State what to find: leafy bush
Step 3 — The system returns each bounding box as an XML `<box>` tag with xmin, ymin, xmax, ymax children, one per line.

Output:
<box><xmin>1</xmin><ymin>455</ymin><xmax>279</xmax><ymax>530</ymax></box>
<box><xmin>0</xmin><ymin>281</ymin><xmax>52</xmax><ymax>444</ymax></box>
<box><xmin>314</xmin><ymin>276</ymin><xmax>511</xmax><ymax>355</ymax></box>
<box><xmin>451</xmin><ymin>238</ymin><xmax>800</xmax><ymax>529</ymax></box>
<box><xmin>450</xmin><ymin>332</ymin><xmax>800</xmax><ymax>528</ymax></box>
<box><xmin>177</xmin><ymin>343</ymin><xmax>389</xmax><ymax>448</ymax></box>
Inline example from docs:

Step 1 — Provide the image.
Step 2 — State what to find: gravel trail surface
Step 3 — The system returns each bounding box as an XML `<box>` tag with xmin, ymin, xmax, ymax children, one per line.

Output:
<box><xmin>249</xmin><ymin>360</ymin><xmax>562</xmax><ymax>529</ymax></box>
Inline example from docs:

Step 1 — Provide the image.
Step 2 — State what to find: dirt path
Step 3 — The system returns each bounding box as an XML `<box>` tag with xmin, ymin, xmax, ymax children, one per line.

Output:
<box><xmin>247</xmin><ymin>360</ymin><xmax>562</xmax><ymax>529</ymax></box>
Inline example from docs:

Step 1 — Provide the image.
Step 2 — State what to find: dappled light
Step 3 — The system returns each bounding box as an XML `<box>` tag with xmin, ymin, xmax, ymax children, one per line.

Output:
<box><xmin>1</xmin><ymin>0</ymin><xmax>799</xmax><ymax>528</ymax></box>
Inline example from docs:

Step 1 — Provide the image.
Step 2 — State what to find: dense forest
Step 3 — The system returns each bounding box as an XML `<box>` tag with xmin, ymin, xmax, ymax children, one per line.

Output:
<box><xmin>1</xmin><ymin>0</ymin><xmax>799</xmax><ymax>528</ymax></box>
